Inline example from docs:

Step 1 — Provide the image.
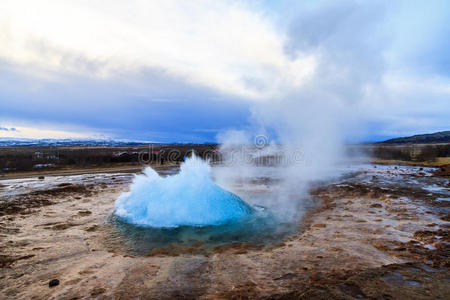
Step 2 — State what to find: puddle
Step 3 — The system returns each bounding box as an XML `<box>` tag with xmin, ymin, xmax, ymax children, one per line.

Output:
<box><xmin>419</xmin><ymin>264</ymin><xmax>445</xmax><ymax>273</ymax></box>
<box><xmin>382</xmin><ymin>272</ymin><xmax>421</xmax><ymax>287</ymax></box>
<box><xmin>436</xmin><ymin>197</ymin><xmax>450</xmax><ymax>202</ymax></box>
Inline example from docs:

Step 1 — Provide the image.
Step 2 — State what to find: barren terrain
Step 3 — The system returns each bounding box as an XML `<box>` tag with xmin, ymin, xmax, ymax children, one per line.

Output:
<box><xmin>0</xmin><ymin>164</ymin><xmax>449</xmax><ymax>299</ymax></box>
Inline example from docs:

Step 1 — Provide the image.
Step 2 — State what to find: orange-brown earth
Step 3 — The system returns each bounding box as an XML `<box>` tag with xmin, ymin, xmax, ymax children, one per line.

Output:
<box><xmin>0</xmin><ymin>165</ymin><xmax>448</xmax><ymax>299</ymax></box>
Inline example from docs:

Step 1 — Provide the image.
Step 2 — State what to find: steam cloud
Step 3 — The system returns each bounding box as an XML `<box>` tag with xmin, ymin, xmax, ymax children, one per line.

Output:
<box><xmin>213</xmin><ymin>1</ymin><xmax>389</xmax><ymax>219</ymax></box>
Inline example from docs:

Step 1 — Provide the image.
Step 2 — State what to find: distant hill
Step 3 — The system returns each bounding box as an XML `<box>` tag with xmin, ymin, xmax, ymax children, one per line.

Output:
<box><xmin>0</xmin><ymin>138</ymin><xmax>151</xmax><ymax>147</ymax></box>
<box><xmin>0</xmin><ymin>138</ymin><xmax>216</xmax><ymax>147</ymax></box>
<box><xmin>380</xmin><ymin>131</ymin><xmax>450</xmax><ymax>144</ymax></box>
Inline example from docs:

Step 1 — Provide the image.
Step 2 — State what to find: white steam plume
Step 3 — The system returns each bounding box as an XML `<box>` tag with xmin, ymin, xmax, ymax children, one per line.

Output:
<box><xmin>214</xmin><ymin>1</ymin><xmax>389</xmax><ymax>220</ymax></box>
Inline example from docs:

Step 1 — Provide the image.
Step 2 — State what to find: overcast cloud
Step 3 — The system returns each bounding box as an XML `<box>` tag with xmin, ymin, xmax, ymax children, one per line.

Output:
<box><xmin>0</xmin><ymin>0</ymin><xmax>449</xmax><ymax>141</ymax></box>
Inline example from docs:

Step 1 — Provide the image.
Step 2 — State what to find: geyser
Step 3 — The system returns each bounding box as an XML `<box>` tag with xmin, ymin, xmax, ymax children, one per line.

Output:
<box><xmin>114</xmin><ymin>156</ymin><xmax>252</xmax><ymax>227</ymax></box>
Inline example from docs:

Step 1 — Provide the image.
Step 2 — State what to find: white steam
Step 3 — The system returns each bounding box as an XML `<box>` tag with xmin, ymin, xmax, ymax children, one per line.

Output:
<box><xmin>213</xmin><ymin>2</ymin><xmax>389</xmax><ymax>219</ymax></box>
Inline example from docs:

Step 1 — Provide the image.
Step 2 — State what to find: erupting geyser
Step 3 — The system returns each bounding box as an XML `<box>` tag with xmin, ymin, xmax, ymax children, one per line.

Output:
<box><xmin>114</xmin><ymin>156</ymin><xmax>252</xmax><ymax>227</ymax></box>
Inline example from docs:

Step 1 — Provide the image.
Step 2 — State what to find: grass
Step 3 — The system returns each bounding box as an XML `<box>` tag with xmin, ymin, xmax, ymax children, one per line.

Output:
<box><xmin>371</xmin><ymin>157</ymin><xmax>450</xmax><ymax>167</ymax></box>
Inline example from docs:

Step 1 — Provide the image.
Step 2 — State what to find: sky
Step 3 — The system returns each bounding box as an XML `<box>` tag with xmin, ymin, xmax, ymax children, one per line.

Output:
<box><xmin>0</xmin><ymin>0</ymin><xmax>449</xmax><ymax>142</ymax></box>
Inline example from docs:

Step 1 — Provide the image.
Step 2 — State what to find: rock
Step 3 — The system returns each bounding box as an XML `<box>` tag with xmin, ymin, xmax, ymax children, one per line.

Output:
<box><xmin>91</xmin><ymin>287</ymin><xmax>106</xmax><ymax>296</ymax></box>
<box><xmin>434</xmin><ymin>164</ymin><xmax>450</xmax><ymax>176</ymax></box>
<box><xmin>38</xmin><ymin>176</ymin><xmax>45</xmax><ymax>180</ymax></box>
<box><xmin>78</xmin><ymin>210</ymin><xmax>92</xmax><ymax>216</ymax></box>
<box><xmin>50</xmin><ymin>223</ymin><xmax>77</xmax><ymax>230</ymax></box>
<box><xmin>312</xmin><ymin>223</ymin><xmax>327</xmax><ymax>228</ymax></box>
<box><xmin>85</xmin><ymin>224</ymin><xmax>99</xmax><ymax>232</ymax></box>
<box><xmin>49</xmin><ymin>279</ymin><xmax>59</xmax><ymax>287</ymax></box>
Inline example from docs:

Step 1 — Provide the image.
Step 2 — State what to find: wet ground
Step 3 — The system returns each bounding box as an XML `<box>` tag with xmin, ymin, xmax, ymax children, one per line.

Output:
<box><xmin>0</xmin><ymin>163</ymin><xmax>449</xmax><ymax>299</ymax></box>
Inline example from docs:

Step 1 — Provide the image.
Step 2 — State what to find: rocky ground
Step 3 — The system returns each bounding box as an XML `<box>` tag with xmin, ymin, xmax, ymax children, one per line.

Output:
<box><xmin>0</xmin><ymin>164</ymin><xmax>448</xmax><ymax>299</ymax></box>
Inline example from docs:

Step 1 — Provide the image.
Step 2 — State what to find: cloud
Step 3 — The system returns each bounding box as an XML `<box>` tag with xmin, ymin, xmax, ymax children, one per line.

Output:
<box><xmin>0</xmin><ymin>126</ymin><xmax>18</xmax><ymax>132</ymax></box>
<box><xmin>0</xmin><ymin>124</ymin><xmax>92</xmax><ymax>139</ymax></box>
<box><xmin>0</xmin><ymin>0</ymin><xmax>316</xmax><ymax>100</ymax></box>
<box><xmin>0</xmin><ymin>0</ymin><xmax>448</xmax><ymax>142</ymax></box>
<box><xmin>0</xmin><ymin>61</ymin><xmax>252</xmax><ymax>142</ymax></box>
<box><xmin>267</xmin><ymin>0</ymin><xmax>450</xmax><ymax>139</ymax></box>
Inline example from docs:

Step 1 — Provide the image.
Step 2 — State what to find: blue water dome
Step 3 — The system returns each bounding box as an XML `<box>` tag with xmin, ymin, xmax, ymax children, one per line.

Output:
<box><xmin>114</xmin><ymin>156</ymin><xmax>252</xmax><ymax>227</ymax></box>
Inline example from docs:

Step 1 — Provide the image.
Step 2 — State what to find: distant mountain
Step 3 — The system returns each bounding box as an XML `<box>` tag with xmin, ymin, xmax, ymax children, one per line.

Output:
<box><xmin>0</xmin><ymin>138</ymin><xmax>216</xmax><ymax>147</ymax></box>
<box><xmin>380</xmin><ymin>131</ymin><xmax>450</xmax><ymax>144</ymax></box>
<box><xmin>0</xmin><ymin>138</ymin><xmax>152</xmax><ymax>147</ymax></box>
